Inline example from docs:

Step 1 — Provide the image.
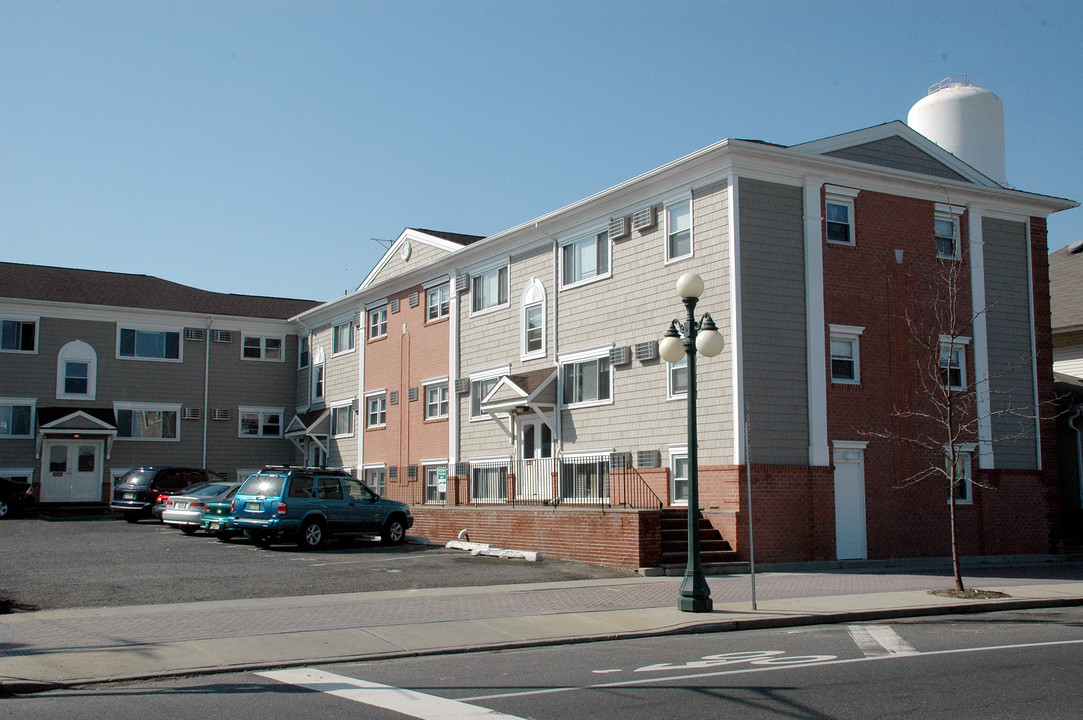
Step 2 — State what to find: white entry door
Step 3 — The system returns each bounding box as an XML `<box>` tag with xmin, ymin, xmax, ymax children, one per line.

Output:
<box><xmin>517</xmin><ymin>419</ymin><xmax>553</xmax><ymax>501</ymax></box>
<box><xmin>832</xmin><ymin>443</ymin><xmax>868</xmax><ymax>560</ymax></box>
<box><xmin>41</xmin><ymin>440</ymin><xmax>103</xmax><ymax>503</ymax></box>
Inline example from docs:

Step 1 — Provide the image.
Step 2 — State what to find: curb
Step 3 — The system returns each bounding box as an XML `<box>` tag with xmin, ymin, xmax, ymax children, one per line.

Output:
<box><xmin>4</xmin><ymin>594</ymin><xmax>1082</xmax><ymax>697</ymax></box>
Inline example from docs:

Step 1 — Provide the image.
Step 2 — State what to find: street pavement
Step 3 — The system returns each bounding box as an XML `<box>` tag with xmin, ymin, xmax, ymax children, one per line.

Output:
<box><xmin>2</xmin><ymin>557</ymin><xmax>1082</xmax><ymax>695</ymax></box>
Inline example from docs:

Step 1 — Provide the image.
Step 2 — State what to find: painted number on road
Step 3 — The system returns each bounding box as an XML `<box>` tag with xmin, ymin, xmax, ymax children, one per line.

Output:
<box><xmin>635</xmin><ymin>650</ymin><xmax>836</xmax><ymax>673</ymax></box>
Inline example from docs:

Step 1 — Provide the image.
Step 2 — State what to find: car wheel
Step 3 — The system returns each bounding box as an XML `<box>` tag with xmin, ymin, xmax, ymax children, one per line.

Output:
<box><xmin>123</xmin><ymin>512</ymin><xmax>141</xmax><ymax>523</ymax></box>
<box><xmin>214</xmin><ymin>531</ymin><xmax>233</xmax><ymax>542</ymax></box>
<box><xmin>0</xmin><ymin>500</ymin><xmax>9</xmax><ymax>519</ymax></box>
<box><xmin>381</xmin><ymin>516</ymin><xmax>407</xmax><ymax>545</ymax></box>
<box><xmin>180</xmin><ymin>525</ymin><xmax>198</xmax><ymax>535</ymax></box>
<box><xmin>250</xmin><ymin>532</ymin><xmax>274</xmax><ymax>548</ymax></box>
<box><xmin>298</xmin><ymin>519</ymin><xmax>326</xmax><ymax>549</ymax></box>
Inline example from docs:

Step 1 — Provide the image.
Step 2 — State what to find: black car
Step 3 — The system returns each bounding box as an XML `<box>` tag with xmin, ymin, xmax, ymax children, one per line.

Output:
<box><xmin>110</xmin><ymin>467</ymin><xmax>223</xmax><ymax>523</ymax></box>
<box><xmin>0</xmin><ymin>476</ymin><xmax>36</xmax><ymax>519</ymax></box>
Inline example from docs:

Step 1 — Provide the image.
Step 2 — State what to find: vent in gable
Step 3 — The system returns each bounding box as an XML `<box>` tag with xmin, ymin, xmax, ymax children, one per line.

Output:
<box><xmin>213</xmin><ymin>330</ymin><xmax>233</xmax><ymax>343</ymax></box>
<box><xmin>636</xmin><ymin>450</ymin><xmax>661</xmax><ymax>469</ymax></box>
<box><xmin>609</xmin><ymin>346</ymin><xmax>631</xmax><ymax>366</ymax></box>
<box><xmin>184</xmin><ymin>328</ymin><xmax>205</xmax><ymax>341</ymax></box>
<box><xmin>631</xmin><ymin>206</ymin><xmax>656</xmax><ymax>231</ymax></box>
<box><xmin>211</xmin><ymin>408</ymin><xmax>231</xmax><ymax>421</ymax></box>
<box><xmin>634</xmin><ymin>340</ymin><xmax>658</xmax><ymax>362</ymax></box>
<box><xmin>608</xmin><ymin>216</ymin><xmax>629</xmax><ymax>241</ymax></box>
<box><xmin>181</xmin><ymin>407</ymin><xmax>202</xmax><ymax>420</ymax></box>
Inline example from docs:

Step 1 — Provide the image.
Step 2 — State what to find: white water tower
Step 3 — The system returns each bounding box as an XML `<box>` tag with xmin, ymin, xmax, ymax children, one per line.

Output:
<box><xmin>907</xmin><ymin>76</ymin><xmax>1006</xmax><ymax>184</ymax></box>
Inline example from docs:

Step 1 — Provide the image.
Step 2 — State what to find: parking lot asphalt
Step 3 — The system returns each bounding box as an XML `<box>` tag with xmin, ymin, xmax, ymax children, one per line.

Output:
<box><xmin>0</xmin><ymin>514</ymin><xmax>631</xmax><ymax>612</ymax></box>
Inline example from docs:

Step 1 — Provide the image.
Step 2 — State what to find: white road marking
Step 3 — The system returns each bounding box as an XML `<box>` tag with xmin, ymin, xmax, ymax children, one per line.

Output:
<box><xmin>592</xmin><ymin>669</ymin><xmax>623</xmax><ymax>674</ymax></box>
<box><xmin>258</xmin><ymin>667</ymin><xmax>525</xmax><ymax>719</ymax></box>
<box><xmin>848</xmin><ymin>624</ymin><xmax>918</xmax><ymax>657</ymax></box>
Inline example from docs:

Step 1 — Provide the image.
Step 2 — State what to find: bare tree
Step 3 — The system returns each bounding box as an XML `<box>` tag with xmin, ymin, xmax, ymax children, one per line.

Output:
<box><xmin>861</xmin><ymin>249</ymin><xmax>1044</xmax><ymax>592</ymax></box>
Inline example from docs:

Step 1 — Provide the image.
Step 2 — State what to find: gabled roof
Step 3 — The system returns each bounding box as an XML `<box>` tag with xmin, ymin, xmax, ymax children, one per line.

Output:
<box><xmin>1050</xmin><ymin>242</ymin><xmax>1083</xmax><ymax>332</ymax></box>
<box><xmin>790</xmin><ymin>121</ymin><xmax>999</xmax><ymax>187</ymax></box>
<box><xmin>355</xmin><ymin>227</ymin><xmax>485</xmax><ymax>294</ymax></box>
<box><xmin>0</xmin><ymin>262</ymin><xmax>319</xmax><ymax>319</ymax></box>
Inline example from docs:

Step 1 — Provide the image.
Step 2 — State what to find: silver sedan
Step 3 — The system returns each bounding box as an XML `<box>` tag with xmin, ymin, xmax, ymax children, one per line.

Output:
<box><xmin>162</xmin><ymin>482</ymin><xmax>242</xmax><ymax>534</ymax></box>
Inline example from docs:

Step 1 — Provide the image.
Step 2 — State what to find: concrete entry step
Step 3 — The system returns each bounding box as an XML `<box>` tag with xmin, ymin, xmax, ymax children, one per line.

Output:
<box><xmin>658</xmin><ymin>508</ymin><xmax>734</xmax><ymax>567</ymax></box>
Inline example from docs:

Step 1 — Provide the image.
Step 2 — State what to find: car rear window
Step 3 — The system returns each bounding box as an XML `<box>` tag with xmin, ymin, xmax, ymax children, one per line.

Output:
<box><xmin>191</xmin><ymin>483</ymin><xmax>232</xmax><ymax>497</ymax></box>
<box><xmin>238</xmin><ymin>474</ymin><xmax>286</xmax><ymax>497</ymax></box>
<box><xmin>119</xmin><ymin>470</ymin><xmax>156</xmax><ymax>486</ymax></box>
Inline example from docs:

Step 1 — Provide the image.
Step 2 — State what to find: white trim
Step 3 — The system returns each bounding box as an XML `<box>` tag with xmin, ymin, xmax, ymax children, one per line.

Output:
<box><xmin>824</xmin><ymin>184</ymin><xmax>860</xmax><ymax>198</ymax></box>
<box><xmin>729</xmin><ymin>173</ymin><xmax>745</xmax><ymax>464</ymax></box>
<box><xmin>520</xmin><ymin>279</ymin><xmax>547</xmax><ymax>361</ymax></box>
<box><xmin>935</xmin><ymin>202</ymin><xmax>967</xmax><ymax>216</ymax></box>
<box><xmin>968</xmin><ymin>209</ymin><xmax>994</xmax><ymax>469</ymax></box>
<box><xmin>241</xmin><ymin>334</ymin><xmax>286</xmax><ymax>362</ymax></box>
<box><xmin>832</xmin><ymin>440</ymin><xmax>869</xmax><ymax>450</ymax></box>
<box><xmin>237</xmin><ymin>406</ymin><xmax>285</xmax><ymax>438</ymax></box>
<box><xmin>1024</xmin><ymin>219</ymin><xmax>1042</xmax><ymax>470</ymax></box>
<box><xmin>556</xmin><ymin>344</ymin><xmax>613</xmax><ymax>364</ymax></box>
<box><xmin>806</xmin><ymin>178</ymin><xmax>830</xmax><ymax>465</ymax></box>
<box><xmin>56</xmin><ymin>340</ymin><xmax>98</xmax><ymax>401</ymax></box>
<box><xmin>560</xmin><ymin>448</ymin><xmax>615</xmax><ymax>460</ymax></box>
<box><xmin>829</xmin><ymin>333</ymin><xmax>861</xmax><ymax>385</ymax></box>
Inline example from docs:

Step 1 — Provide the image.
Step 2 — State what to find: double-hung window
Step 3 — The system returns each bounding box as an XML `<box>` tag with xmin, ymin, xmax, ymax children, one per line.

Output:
<box><xmin>426</xmin><ymin>283</ymin><xmax>450</xmax><ymax>321</ymax></box>
<box><xmin>667</xmin><ymin>356</ymin><xmax>688</xmax><ymax>399</ymax></box>
<box><xmin>243</xmin><ymin>335</ymin><xmax>283</xmax><ymax>361</ymax></box>
<box><xmin>561</xmin><ymin>349</ymin><xmax>612</xmax><ymax>406</ymax></box>
<box><xmin>366</xmin><ymin>393</ymin><xmax>387</xmax><ymax>428</ymax></box>
<box><xmin>425</xmin><ymin>382</ymin><xmax>449</xmax><ymax>420</ymax></box>
<box><xmin>368</xmin><ymin>307</ymin><xmax>387</xmax><ymax>340</ymax></box>
<box><xmin>56</xmin><ymin>340</ymin><xmax>97</xmax><ymax>400</ymax></box>
<box><xmin>826</xmin><ymin>199</ymin><xmax>854</xmax><ymax>245</ymax></box>
<box><xmin>364</xmin><ymin>466</ymin><xmax>385</xmax><ymax>495</ymax></box>
<box><xmin>333</xmin><ymin>320</ymin><xmax>356</xmax><ymax>354</ymax></box>
<box><xmin>665</xmin><ymin>197</ymin><xmax>692</xmax><ymax>261</ymax></box>
<box><xmin>239</xmin><ymin>408</ymin><xmax>283</xmax><ymax>437</ymax></box>
<box><xmin>521</xmin><ymin>279</ymin><xmax>546</xmax><ymax>360</ymax></box>
<box><xmin>330</xmin><ymin>403</ymin><xmax>353</xmax><ymax>437</ymax></box>
<box><xmin>561</xmin><ymin>231</ymin><xmax>610</xmax><ymax>287</ymax></box>
<box><xmin>1</xmin><ymin>319</ymin><xmax>37</xmax><ymax>352</ymax></box>
<box><xmin>934</xmin><ymin>204</ymin><xmax>965</xmax><ymax>260</ymax></box>
<box><xmin>119</xmin><ymin>328</ymin><xmax>181</xmax><ymax>360</ymax></box>
<box><xmin>948</xmin><ymin>447</ymin><xmax>975</xmax><ymax>504</ymax></box>
<box><xmin>940</xmin><ymin>341</ymin><xmax>967</xmax><ymax>390</ymax></box>
<box><xmin>471</xmin><ymin>264</ymin><xmax>508</xmax><ymax>313</ymax></box>
<box><xmin>116</xmin><ymin>403</ymin><xmax>180</xmax><ymax>440</ymax></box>
<box><xmin>829</xmin><ymin>325</ymin><xmax>864</xmax><ymax>384</ymax></box>
<box><xmin>470</xmin><ymin>376</ymin><xmax>500</xmax><ymax>419</ymax></box>
<box><xmin>298</xmin><ymin>335</ymin><xmax>310</xmax><ymax>368</ymax></box>
<box><xmin>0</xmin><ymin>399</ymin><xmax>34</xmax><ymax>438</ymax></box>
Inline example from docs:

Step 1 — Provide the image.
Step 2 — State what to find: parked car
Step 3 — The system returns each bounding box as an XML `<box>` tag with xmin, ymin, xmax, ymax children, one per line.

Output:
<box><xmin>110</xmin><ymin>467</ymin><xmax>223</xmax><ymax>522</ymax></box>
<box><xmin>0</xmin><ymin>476</ymin><xmax>36</xmax><ymax>519</ymax></box>
<box><xmin>162</xmin><ymin>482</ymin><xmax>243</xmax><ymax>534</ymax></box>
<box><xmin>231</xmin><ymin>466</ymin><xmax>413</xmax><ymax>549</ymax></box>
<box><xmin>151</xmin><ymin>483</ymin><xmax>207</xmax><ymax>522</ymax></box>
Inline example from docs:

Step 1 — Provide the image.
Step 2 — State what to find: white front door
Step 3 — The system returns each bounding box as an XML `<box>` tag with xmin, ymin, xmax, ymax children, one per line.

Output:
<box><xmin>833</xmin><ymin>444</ymin><xmax>868</xmax><ymax>560</ymax></box>
<box><xmin>41</xmin><ymin>440</ymin><xmax>103</xmax><ymax>502</ymax></box>
<box><xmin>517</xmin><ymin>419</ymin><xmax>553</xmax><ymax>501</ymax></box>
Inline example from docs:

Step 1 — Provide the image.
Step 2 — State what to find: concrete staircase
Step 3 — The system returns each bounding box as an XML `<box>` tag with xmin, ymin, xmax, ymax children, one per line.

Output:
<box><xmin>658</xmin><ymin>508</ymin><xmax>739</xmax><ymax>574</ymax></box>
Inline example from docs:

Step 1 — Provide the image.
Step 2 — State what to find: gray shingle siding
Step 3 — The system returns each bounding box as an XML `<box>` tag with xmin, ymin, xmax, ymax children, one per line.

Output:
<box><xmin>825</xmin><ymin>136</ymin><xmax>969</xmax><ymax>182</ymax></box>
<box><xmin>739</xmin><ymin>178</ymin><xmax>809</xmax><ymax>464</ymax></box>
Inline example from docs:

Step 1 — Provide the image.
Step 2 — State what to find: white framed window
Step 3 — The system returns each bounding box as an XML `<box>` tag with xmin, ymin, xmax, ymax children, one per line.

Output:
<box><xmin>364</xmin><ymin>465</ymin><xmax>386</xmax><ymax>495</ymax></box>
<box><xmin>427</xmin><ymin>283</ymin><xmax>450</xmax><ymax>321</ymax></box>
<box><xmin>560</xmin><ymin>347</ymin><xmax>612</xmax><ymax>407</ymax></box>
<box><xmin>664</xmin><ymin>196</ymin><xmax>692</xmax><ymax>262</ymax></box>
<box><xmin>366</xmin><ymin>393</ymin><xmax>387</xmax><ymax>428</ymax></box>
<box><xmin>425</xmin><ymin>381</ymin><xmax>449</xmax><ymax>420</ymax></box>
<box><xmin>469</xmin><ymin>366</ymin><xmax>509</xmax><ymax>420</ymax></box>
<box><xmin>298</xmin><ymin>335</ymin><xmax>310</xmax><ymax>369</ymax></box>
<box><xmin>118</xmin><ymin>327</ymin><xmax>181</xmax><ymax>361</ymax></box>
<box><xmin>239</xmin><ymin>407</ymin><xmax>283</xmax><ymax>437</ymax></box>
<box><xmin>949</xmin><ymin>446</ymin><xmax>975</xmax><ymax>504</ymax></box>
<box><xmin>829</xmin><ymin>325</ymin><xmax>864</xmax><ymax>384</ymax></box>
<box><xmin>669</xmin><ymin>446</ymin><xmax>689</xmax><ymax>506</ymax></box>
<box><xmin>115</xmin><ymin>403</ymin><xmax>181</xmax><ymax>441</ymax></box>
<box><xmin>935</xmin><ymin>214</ymin><xmax>959</xmax><ymax>259</ymax></box>
<box><xmin>940</xmin><ymin>336</ymin><xmax>970</xmax><ymax>390</ymax></box>
<box><xmin>312</xmin><ymin>347</ymin><xmax>325</xmax><ymax>402</ymax></box>
<box><xmin>825</xmin><ymin>198</ymin><xmax>854</xmax><ymax>245</ymax></box>
<box><xmin>242</xmin><ymin>335</ymin><xmax>284</xmax><ymax>361</ymax></box>
<box><xmin>330</xmin><ymin>402</ymin><xmax>353</xmax><ymax>438</ymax></box>
<box><xmin>333</xmin><ymin>320</ymin><xmax>356</xmax><ymax>354</ymax></box>
<box><xmin>471</xmin><ymin>264</ymin><xmax>509</xmax><ymax>313</ymax></box>
<box><xmin>424</xmin><ymin>463</ymin><xmax>447</xmax><ymax>504</ymax></box>
<box><xmin>0</xmin><ymin>398</ymin><xmax>35</xmax><ymax>438</ymax></box>
<box><xmin>520</xmin><ymin>279</ymin><xmax>546</xmax><ymax>360</ymax></box>
<box><xmin>1</xmin><ymin>318</ymin><xmax>37</xmax><ymax>353</ymax></box>
<box><xmin>667</xmin><ymin>355</ymin><xmax>688</xmax><ymax>400</ymax></box>
<box><xmin>368</xmin><ymin>307</ymin><xmax>388</xmax><ymax>340</ymax></box>
<box><xmin>561</xmin><ymin>230</ymin><xmax>610</xmax><ymax>288</ymax></box>
<box><xmin>56</xmin><ymin>340</ymin><xmax>97</xmax><ymax>400</ymax></box>
<box><xmin>0</xmin><ymin>468</ymin><xmax>33</xmax><ymax>484</ymax></box>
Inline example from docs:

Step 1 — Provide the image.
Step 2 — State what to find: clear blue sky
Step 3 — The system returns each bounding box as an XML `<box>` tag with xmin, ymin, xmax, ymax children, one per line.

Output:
<box><xmin>3</xmin><ymin>1</ymin><xmax>1080</xmax><ymax>302</ymax></box>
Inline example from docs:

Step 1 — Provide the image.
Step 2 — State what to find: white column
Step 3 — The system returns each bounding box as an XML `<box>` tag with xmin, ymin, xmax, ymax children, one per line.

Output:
<box><xmin>805</xmin><ymin>178</ymin><xmax>830</xmax><ymax>466</ymax></box>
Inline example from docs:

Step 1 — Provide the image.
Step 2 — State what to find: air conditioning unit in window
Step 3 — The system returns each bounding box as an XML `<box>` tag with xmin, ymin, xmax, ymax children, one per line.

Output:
<box><xmin>631</xmin><ymin>206</ymin><xmax>656</xmax><ymax>231</ymax></box>
<box><xmin>608</xmin><ymin>216</ymin><xmax>629</xmax><ymax>241</ymax></box>
<box><xmin>609</xmin><ymin>451</ymin><xmax>633</xmax><ymax>470</ymax></box>
<box><xmin>634</xmin><ymin>340</ymin><xmax>658</xmax><ymax>362</ymax></box>
<box><xmin>455</xmin><ymin>378</ymin><xmax>471</xmax><ymax>394</ymax></box>
<box><xmin>213</xmin><ymin>330</ymin><xmax>233</xmax><ymax>343</ymax></box>
<box><xmin>609</xmin><ymin>346</ymin><xmax>631</xmax><ymax>366</ymax></box>
<box><xmin>181</xmin><ymin>407</ymin><xmax>202</xmax><ymax>420</ymax></box>
<box><xmin>636</xmin><ymin>450</ymin><xmax>661</xmax><ymax>469</ymax></box>
<box><xmin>454</xmin><ymin>274</ymin><xmax>470</xmax><ymax>293</ymax></box>
<box><xmin>211</xmin><ymin>409</ymin><xmax>231</xmax><ymax>421</ymax></box>
<box><xmin>184</xmin><ymin>328</ymin><xmax>205</xmax><ymax>341</ymax></box>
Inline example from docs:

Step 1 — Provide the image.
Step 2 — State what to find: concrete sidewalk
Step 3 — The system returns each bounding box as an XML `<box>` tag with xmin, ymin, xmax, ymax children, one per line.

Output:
<box><xmin>2</xmin><ymin>560</ymin><xmax>1082</xmax><ymax>695</ymax></box>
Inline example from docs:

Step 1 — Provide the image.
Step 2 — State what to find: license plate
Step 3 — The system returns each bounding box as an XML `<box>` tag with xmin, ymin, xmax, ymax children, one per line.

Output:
<box><xmin>123</xmin><ymin>492</ymin><xmax>134</xmax><ymax>500</ymax></box>
<box><xmin>246</xmin><ymin>501</ymin><xmax>260</xmax><ymax>511</ymax></box>
<box><xmin>208</xmin><ymin>521</ymin><xmax>219</xmax><ymax>530</ymax></box>
<box><xmin>175</xmin><ymin>502</ymin><xmax>188</xmax><ymax>510</ymax></box>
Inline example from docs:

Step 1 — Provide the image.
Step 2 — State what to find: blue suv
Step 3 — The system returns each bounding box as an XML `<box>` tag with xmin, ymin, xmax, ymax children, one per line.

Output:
<box><xmin>231</xmin><ymin>466</ymin><xmax>413</xmax><ymax>549</ymax></box>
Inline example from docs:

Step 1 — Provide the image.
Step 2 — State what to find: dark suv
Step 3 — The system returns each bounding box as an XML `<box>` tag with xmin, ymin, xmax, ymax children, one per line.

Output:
<box><xmin>111</xmin><ymin>467</ymin><xmax>223</xmax><ymax>522</ymax></box>
<box><xmin>231</xmin><ymin>466</ymin><xmax>413</xmax><ymax>549</ymax></box>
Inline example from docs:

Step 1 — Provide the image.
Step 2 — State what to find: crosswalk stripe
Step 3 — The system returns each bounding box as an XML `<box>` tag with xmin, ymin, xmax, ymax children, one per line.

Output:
<box><xmin>848</xmin><ymin>624</ymin><xmax>918</xmax><ymax>657</ymax></box>
<box><xmin>257</xmin><ymin>667</ymin><xmax>526</xmax><ymax>719</ymax></box>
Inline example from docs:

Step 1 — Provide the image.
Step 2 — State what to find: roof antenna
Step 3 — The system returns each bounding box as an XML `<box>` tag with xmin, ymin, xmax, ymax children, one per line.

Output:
<box><xmin>372</xmin><ymin>237</ymin><xmax>393</xmax><ymax>249</ymax></box>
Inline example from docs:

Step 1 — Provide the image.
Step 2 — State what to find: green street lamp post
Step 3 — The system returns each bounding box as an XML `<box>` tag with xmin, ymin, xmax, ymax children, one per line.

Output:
<box><xmin>659</xmin><ymin>272</ymin><xmax>724</xmax><ymax>613</ymax></box>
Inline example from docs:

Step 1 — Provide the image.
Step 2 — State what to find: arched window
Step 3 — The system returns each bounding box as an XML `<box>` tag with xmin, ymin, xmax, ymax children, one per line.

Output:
<box><xmin>520</xmin><ymin>279</ymin><xmax>546</xmax><ymax>360</ymax></box>
<box><xmin>57</xmin><ymin>340</ymin><xmax>97</xmax><ymax>400</ymax></box>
